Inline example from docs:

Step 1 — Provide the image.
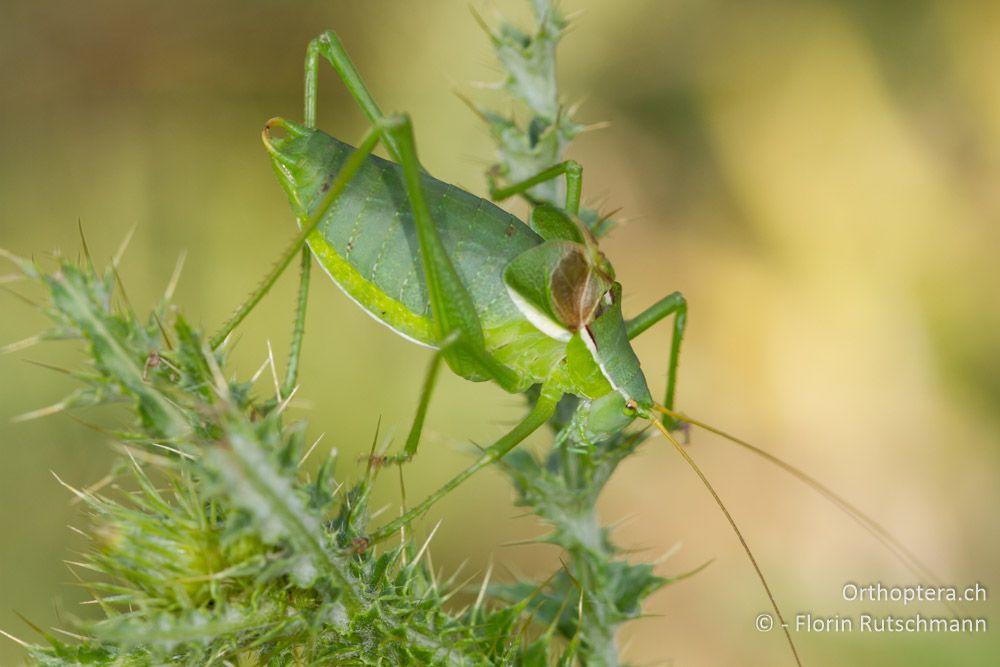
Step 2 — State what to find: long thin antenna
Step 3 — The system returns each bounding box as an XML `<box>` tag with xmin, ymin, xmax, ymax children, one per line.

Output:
<box><xmin>652</xmin><ymin>404</ymin><xmax>947</xmax><ymax>593</ymax></box>
<box><xmin>651</xmin><ymin>417</ymin><xmax>802</xmax><ymax>667</ymax></box>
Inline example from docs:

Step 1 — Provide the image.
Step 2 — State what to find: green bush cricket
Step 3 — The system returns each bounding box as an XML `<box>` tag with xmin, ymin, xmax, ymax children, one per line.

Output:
<box><xmin>211</xmin><ymin>31</ymin><xmax>945</xmax><ymax>667</ymax></box>
<box><xmin>211</xmin><ymin>31</ymin><xmax>694</xmax><ymax>522</ymax></box>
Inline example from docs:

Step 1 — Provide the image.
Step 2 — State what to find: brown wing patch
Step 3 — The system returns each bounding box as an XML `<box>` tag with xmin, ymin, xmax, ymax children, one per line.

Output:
<box><xmin>550</xmin><ymin>247</ymin><xmax>608</xmax><ymax>330</ymax></box>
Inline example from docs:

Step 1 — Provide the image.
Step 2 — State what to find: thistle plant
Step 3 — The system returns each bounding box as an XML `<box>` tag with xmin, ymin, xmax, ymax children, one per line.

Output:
<box><xmin>3</xmin><ymin>2</ymin><xmax>686</xmax><ymax>665</ymax></box>
<box><xmin>474</xmin><ymin>5</ymin><xmax>675</xmax><ymax>664</ymax></box>
<box><xmin>2</xmin><ymin>251</ymin><xmax>571</xmax><ymax>665</ymax></box>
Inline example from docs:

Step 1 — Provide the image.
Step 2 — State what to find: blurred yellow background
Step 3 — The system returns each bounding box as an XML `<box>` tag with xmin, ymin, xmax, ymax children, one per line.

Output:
<box><xmin>1</xmin><ymin>1</ymin><xmax>998</xmax><ymax>664</ymax></box>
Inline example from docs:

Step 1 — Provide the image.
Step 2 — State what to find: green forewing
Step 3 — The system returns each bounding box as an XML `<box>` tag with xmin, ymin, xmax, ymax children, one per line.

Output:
<box><xmin>267</xmin><ymin>124</ymin><xmax>564</xmax><ymax>389</ymax></box>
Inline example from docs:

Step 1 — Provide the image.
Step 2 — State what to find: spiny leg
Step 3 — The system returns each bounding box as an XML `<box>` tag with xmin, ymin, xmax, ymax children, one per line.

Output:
<box><xmin>372</xmin><ymin>383</ymin><xmax>562</xmax><ymax>542</ymax></box>
<box><xmin>280</xmin><ymin>247</ymin><xmax>311</xmax><ymax>400</ymax></box>
<box><xmin>625</xmin><ymin>291</ymin><xmax>687</xmax><ymax>430</ymax></box>
<box><xmin>489</xmin><ymin>160</ymin><xmax>583</xmax><ymax>215</ymax></box>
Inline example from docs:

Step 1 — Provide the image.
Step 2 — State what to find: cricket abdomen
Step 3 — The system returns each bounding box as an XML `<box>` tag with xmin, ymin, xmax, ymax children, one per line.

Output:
<box><xmin>266</xmin><ymin>121</ymin><xmax>559</xmax><ymax>384</ymax></box>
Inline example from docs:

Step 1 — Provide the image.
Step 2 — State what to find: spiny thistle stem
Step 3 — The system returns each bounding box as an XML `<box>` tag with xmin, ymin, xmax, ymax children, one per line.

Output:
<box><xmin>476</xmin><ymin>3</ymin><xmax>669</xmax><ymax>664</ymax></box>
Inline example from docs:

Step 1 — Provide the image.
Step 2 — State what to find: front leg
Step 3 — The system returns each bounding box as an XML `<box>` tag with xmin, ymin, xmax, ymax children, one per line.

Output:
<box><xmin>626</xmin><ymin>291</ymin><xmax>687</xmax><ymax>430</ymax></box>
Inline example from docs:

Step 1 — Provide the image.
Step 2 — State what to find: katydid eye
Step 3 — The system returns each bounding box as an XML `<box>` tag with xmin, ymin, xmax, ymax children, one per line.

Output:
<box><xmin>623</xmin><ymin>399</ymin><xmax>638</xmax><ymax>416</ymax></box>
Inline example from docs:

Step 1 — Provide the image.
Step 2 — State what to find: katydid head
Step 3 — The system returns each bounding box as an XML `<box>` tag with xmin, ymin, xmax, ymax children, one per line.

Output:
<box><xmin>584</xmin><ymin>390</ymin><xmax>642</xmax><ymax>434</ymax></box>
<box><xmin>529</xmin><ymin>278</ymin><xmax>658</xmax><ymax>437</ymax></box>
<box><xmin>500</xmin><ymin>211</ymin><xmax>656</xmax><ymax>437</ymax></box>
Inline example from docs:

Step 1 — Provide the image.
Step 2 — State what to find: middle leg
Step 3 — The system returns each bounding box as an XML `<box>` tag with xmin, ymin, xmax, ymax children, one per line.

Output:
<box><xmin>489</xmin><ymin>160</ymin><xmax>583</xmax><ymax>215</ymax></box>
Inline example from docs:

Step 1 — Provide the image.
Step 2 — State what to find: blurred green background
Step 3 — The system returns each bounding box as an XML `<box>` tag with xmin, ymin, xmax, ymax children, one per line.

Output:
<box><xmin>1</xmin><ymin>1</ymin><xmax>998</xmax><ymax>664</ymax></box>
